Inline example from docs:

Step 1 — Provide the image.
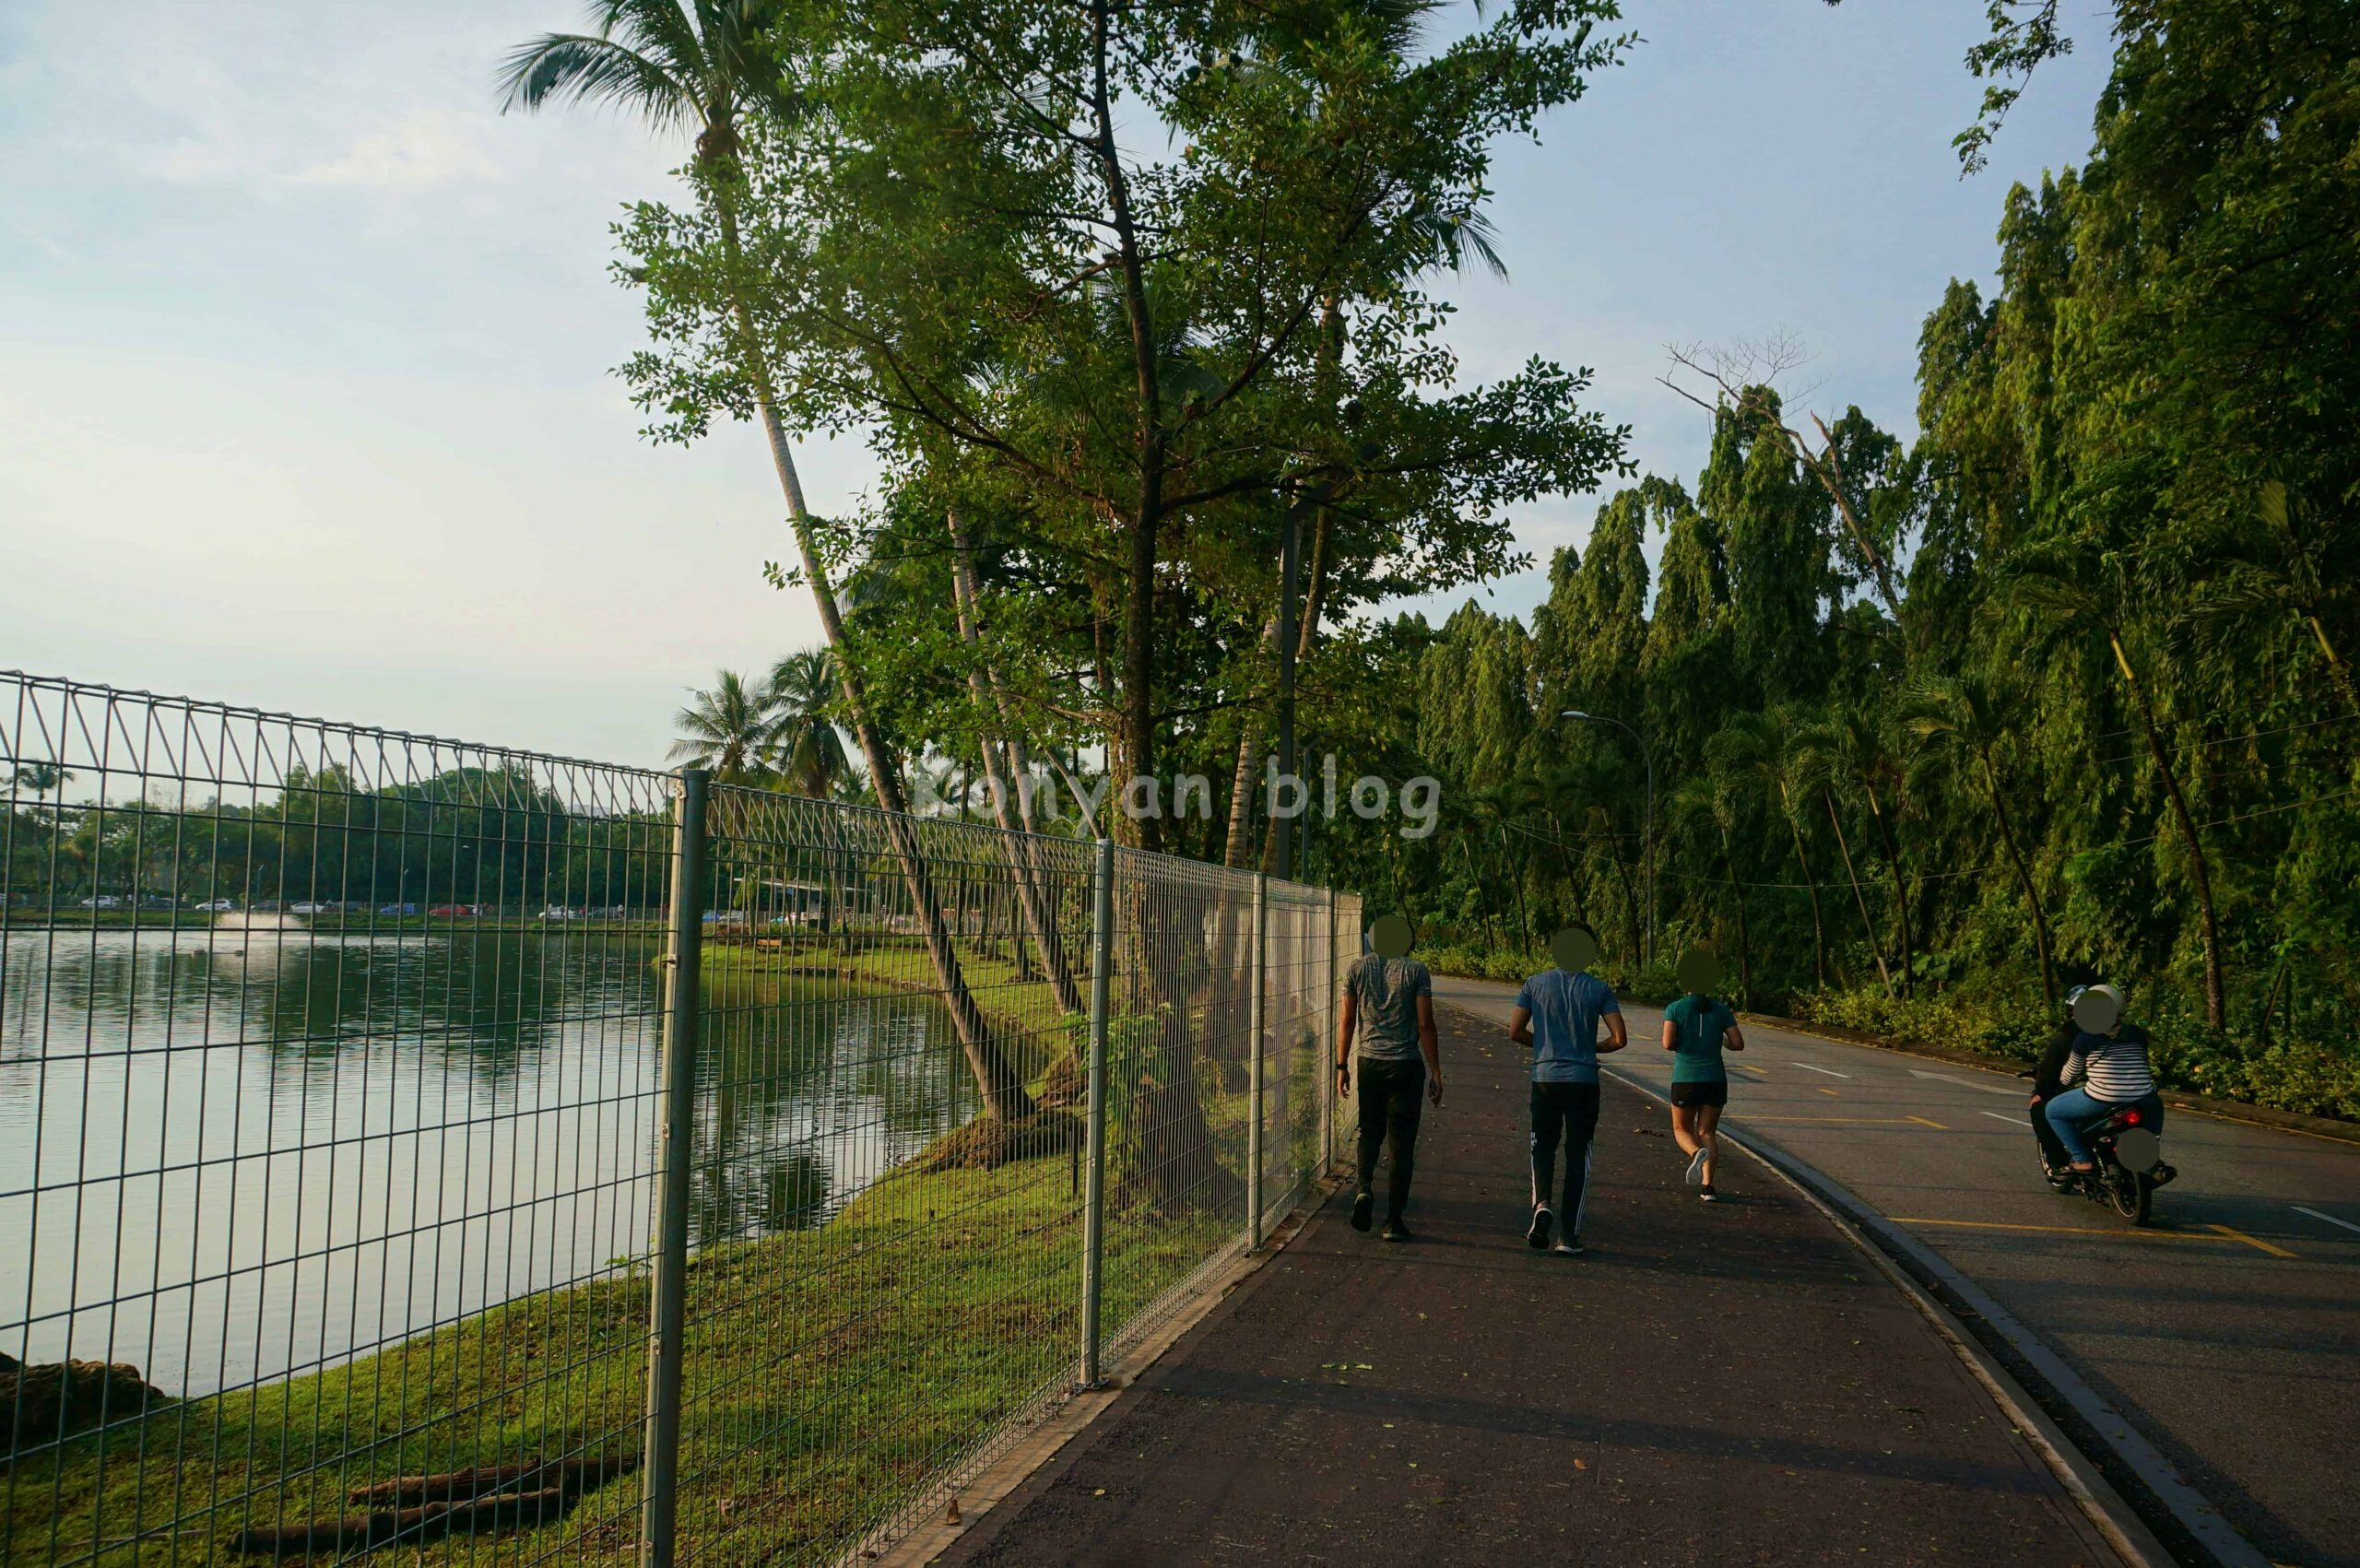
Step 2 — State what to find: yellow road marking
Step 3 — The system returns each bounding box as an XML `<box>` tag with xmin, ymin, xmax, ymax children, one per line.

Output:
<box><xmin>1817</xmin><ymin>1086</ymin><xmax>1842</xmax><ymax>1098</ymax></box>
<box><xmin>1733</xmin><ymin>1115</ymin><xmax>1937</xmax><ymax>1126</ymax></box>
<box><xmin>1893</xmin><ymin>1217</ymin><xmax>2296</xmax><ymax>1256</ymax></box>
<box><xmin>2207</xmin><ymin>1222</ymin><xmax>2298</xmax><ymax>1259</ymax></box>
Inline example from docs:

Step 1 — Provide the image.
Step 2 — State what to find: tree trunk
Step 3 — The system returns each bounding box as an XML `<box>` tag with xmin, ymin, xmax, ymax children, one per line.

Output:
<box><xmin>713</xmin><ymin>193</ymin><xmax>1029</xmax><ymax>1120</ymax></box>
<box><xmin>1091</xmin><ymin>0</ymin><xmax>1164</xmax><ymax>855</ymax></box>
<box><xmin>947</xmin><ymin>510</ymin><xmax>1084</xmax><ymax>1014</ymax></box>
<box><xmin>1863</xmin><ymin>784</ymin><xmax>1914</xmax><ymax>997</ymax></box>
<box><xmin>1718</xmin><ymin>822</ymin><xmax>1752</xmax><ymax>1011</ymax></box>
<box><xmin>2307</xmin><ymin>615</ymin><xmax>2358</xmax><ymax>718</ymax></box>
<box><xmin>1976</xmin><ymin>750</ymin><xmax>2056</xmax><ymax>1008</ymax></box>
<box><xmin>2113</xmin><ymin>633</ymin><xmax>2225</xmax><ymax>1032</ymax></box>
<box><xmin>1780</xmin><ymin>793</ymin><xmax>1828</xmax><ymax>991</ymax></box>
<box><xmin>1823</xmin><ymin>786</ymin><xmax>1894</xmax><ymax>996</ymax></box>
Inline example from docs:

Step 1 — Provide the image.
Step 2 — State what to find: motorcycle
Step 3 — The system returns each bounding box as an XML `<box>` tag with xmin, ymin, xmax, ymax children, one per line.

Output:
<box><xmin>2033</xmin><ymin>1098</ymin><xmax>2177</xmax><ymax>1224</ymax></box>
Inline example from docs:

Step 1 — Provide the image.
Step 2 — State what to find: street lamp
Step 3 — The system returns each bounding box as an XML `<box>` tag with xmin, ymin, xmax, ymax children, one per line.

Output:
<box><xmin>1561</xmin><ymin>710</ymin><xmax>1655</xmax><ymax>967</ymax></box>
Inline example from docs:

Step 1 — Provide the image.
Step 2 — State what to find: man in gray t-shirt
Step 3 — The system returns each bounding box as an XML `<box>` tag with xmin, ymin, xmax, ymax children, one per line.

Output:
<box><xmin>1336</xmin><ymin>918</ymin><xmax>1443</xmax><ymax>1241</ymax></box>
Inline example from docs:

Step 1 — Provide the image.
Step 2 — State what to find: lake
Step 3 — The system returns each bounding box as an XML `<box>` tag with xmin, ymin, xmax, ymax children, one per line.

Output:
<box><xmin>0</xmin><ymin>926</ymin><xmax>980</xmax><ymax>1397</ymax></box>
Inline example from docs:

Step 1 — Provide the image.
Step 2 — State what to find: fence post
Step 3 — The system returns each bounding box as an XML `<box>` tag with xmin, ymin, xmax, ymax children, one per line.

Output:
<box><xmin>1322</xmin><ymin>886</ymin><xmax>1338</xmax><ymax>1177</ymax></box>
<box><xmin>1247</xmin><ymin>872</ymin><xmax>1268</xmax><ymax>1249</ymax></box>
<box><xmin>1080</xmin><ymin>836</ymin><xmax>1114</xmax><ymax>1390</ymax></box>
<box><xmin>641</xmin><ymin>768</ymin><xmax>707</xmax><ymax>1568</ymax></box>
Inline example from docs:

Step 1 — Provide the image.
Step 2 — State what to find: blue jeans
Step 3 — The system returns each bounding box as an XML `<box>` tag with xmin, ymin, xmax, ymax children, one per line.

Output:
<box><xmin>2044</xmin><ymin>1088</ymin><xmax>2165</xmax><ymax>1163</ymax></box>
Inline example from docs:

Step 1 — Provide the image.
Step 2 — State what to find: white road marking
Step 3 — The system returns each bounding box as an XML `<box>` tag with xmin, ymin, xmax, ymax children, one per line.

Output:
<box><xmin>1980</xmin><ymin>1111</ymin><xmax>2029</xmax><ymax>1126</ymax></box>
<box><xmin>1910</xmin><ymin>1068</ymin><xmax>2027</xmax><ymax>1098</ymax></box>
<box><xmin>1790</xmin><ymin>1062</ymin><xmax>1851</xmax><ymax>1079</ymax></box>
<box><xmin>2292</xmin><ymin>1205</ymin><xmax>2360</xmax><ymax>1236</ymax></box>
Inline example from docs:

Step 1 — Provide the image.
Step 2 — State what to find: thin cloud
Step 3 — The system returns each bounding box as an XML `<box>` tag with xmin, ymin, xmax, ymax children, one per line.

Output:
<box><xmin>292</xmin><ymin>113</ymin><xmax>502</xmax><ymax>190</ymax></box>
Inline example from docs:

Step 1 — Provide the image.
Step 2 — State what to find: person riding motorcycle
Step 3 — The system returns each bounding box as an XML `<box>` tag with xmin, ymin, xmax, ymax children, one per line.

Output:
<box><xmin>2042</xmin><ymin>984</ymin><xmax>2165</xmax><ymax>1174</ymax></box>
<box><xmin>2027</xmin><ymin>989</ymin><xmax>2084</xmax><ymax>1173</ymax></box>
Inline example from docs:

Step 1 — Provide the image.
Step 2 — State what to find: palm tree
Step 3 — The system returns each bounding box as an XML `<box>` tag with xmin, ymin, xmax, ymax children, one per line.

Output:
<box><xmin>502</xmin><ymin>4</ymin><xmax>1033</xmax><ymax>1122</ymax></box>
<box><xmin>1795</xmin><ymin>709</ymin><xmax>1896</xmax><ymax>998</ymax></box>
<box><xmin>1905</xmin><ymin>669</ymin><xmax>2057</xmax><ymax>1008</ymax></box>
<box><xmin>1799</xmin><ymin>701</ymin><xmax>1916</xmax><ymax>996</ymax></box>
<box><xmin>2187</xmin><ymin>482</ymin><xmax>2356</xmax><ymax>718</ymax></box>
<box><xmin>2007</xmin><ymin>545</ymin><xmax>2224</xmax><ymax>1031</ymax></box>
<box><xmin>1709</xmin><ymin>710</ymin><xmax>1829</xmax><ymax>991</ymax></box>
<box><xmin>667</xmin><ymin>669</ymin><xmax>778</xmax><ymax>784</ymax></box>
<box><xmin>1670</xmin><ymin>772</ymin><xmax>1752</xmax><ymax>1008</ymax></box>
<box><xmin>765</xmin><ymin>648</ymin><xmax>851</xmax><ymax>798</ymax></box>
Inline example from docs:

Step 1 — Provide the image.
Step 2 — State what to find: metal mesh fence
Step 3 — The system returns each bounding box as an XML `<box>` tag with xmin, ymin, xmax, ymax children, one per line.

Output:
<box><xmin>1</xmin><ymin>671</ymin><xmax>1357</xmax><ymax>1566</ymax></box>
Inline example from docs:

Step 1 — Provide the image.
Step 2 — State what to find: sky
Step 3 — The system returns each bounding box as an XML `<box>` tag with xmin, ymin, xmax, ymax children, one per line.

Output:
<box><xmin>0</xmin><ymin>1</ymin><xmax>2116</xmax><ymax>772</ymax></box>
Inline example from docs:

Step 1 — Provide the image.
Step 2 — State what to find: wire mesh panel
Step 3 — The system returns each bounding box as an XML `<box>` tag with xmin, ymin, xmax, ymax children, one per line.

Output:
<box><xmin>674</xmin><ymin>785</ymin><xmax>1098</xmax><ymax>1564</ymax></box>
<box><xmin>3</xmin><ymin>669</ymin><xmax>1360</xmax><ymax>1568</ymax></box>
<box><xmin>1</xmin><ymin>672</ymin><xmax>673</xmax><ymax>1565</ymax></box>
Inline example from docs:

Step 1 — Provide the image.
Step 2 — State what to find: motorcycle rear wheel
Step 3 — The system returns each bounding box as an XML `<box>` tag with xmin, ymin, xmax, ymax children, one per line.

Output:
<box><xmin>2108</xmin><ymin>1169</ymin><xmax>2153</xmax><ymax>1224</ymax></box>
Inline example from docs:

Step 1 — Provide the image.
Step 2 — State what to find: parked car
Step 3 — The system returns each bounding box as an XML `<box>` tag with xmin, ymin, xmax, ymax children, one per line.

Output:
<box><xmin>538</xmin><ymin>906</ymin><xmax>582</xmax><ymax>922</ymax></box>
<box><xmin>428</xmin><ymin>903</ymin><xmax>487</xmax><ymax>917</ymax></box>
<box><xmin>378</xmin><ymin>902</ymin><xmax>419</xmax><ymax>915</ymax></box>
<box><xmin>288</xmin><ymin>902</ymin><xmax>332</xmax><ymax>915</ymax></box>
<box><xmin>702</xmin><ymin>910</ymin><xmax>749</xmax><ymax>927</ymax></box>
<box><xmin>78</xmin><ymin>895</ymin><xmax>124</xmax><ymax>910</ymax></box>
<box><xmin>195</xmin><ymin>899</ymin><xmax>237</xmax><ymax>913</ymax></box>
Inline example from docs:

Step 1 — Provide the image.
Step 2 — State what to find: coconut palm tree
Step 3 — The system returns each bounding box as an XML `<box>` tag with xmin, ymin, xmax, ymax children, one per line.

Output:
<box><xmin>1799</xmin><ymin>701</ymin><xmax>1916</xmax><ymax>996</ymax></box>
<box><xmin>1709</xmin><ymin>709</ymin><xmax>1829</xmax><ymax>991</ymax></box>
<box><xmin>1670</xmin><ymin>772</ymin><xmax>1752</xmax><ymax>1009</ymax></box>
<box><xmin>1795</xmin><ymin>708</ymin><xmax>1896</xmax><ymax>998</ymax></box>
<box><xmin>1905</xmin><ymin>668</ymin><xmax>2057</xmax><ymax>1008</ymax></box>
<box><xmin>2187</xmin><ymin>482</ymin><xmax>2356</xmax><ymax>718</ymax></box>
<box><xmin>502</xmin><ymin>6</ymin><xmax>1032</xmax><ymax>1124</ymax></box>
<box><xmin>2006</xmin><ymin>544</ymin><xmax>2223</xmax><ymax>1031</ymax></box>
<box><xmin>667</xmin><ymin>669</ymin><xmax>779</xmax><ymax>785</ymax></box>
<box><xmin>765</xmin><ymin>648</ymin><xmax>851</xmax><ymax>799</ymax></box>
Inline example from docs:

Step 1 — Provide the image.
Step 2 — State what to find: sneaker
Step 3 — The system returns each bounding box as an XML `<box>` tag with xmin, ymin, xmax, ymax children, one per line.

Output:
<box><xmin>1683</xmin><ymin>1147</ymin><xmax>1709</xmax><ymax>1186</ymax></box>
<box><xmin>1552</xmin><ymin>1237</ymin><xmax>1585</xmax><ymax>1256</ymax></box>
<box><xmin>1351</xmin><ymin>1190</ymin><xmax>1374</xmax><ymax>1232</ymax></box>
<box><xmin>1526</xmin><ymin>1204</ymin><xmax>1553</xmax><ymax>1250</ymax></box>
<box><xmin>1700</xmin><ymin>1185</ymin><xmax>1720</xmax><ymax>1204</ymax></box>
<box><xmin>1381</xmin><ymin>1220</ymin><xmax>1411</xmax><ymax>1243</ymax></box>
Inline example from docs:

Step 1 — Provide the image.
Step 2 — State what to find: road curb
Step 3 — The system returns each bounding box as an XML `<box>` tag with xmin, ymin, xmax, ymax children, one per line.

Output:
<box><xmin>1646</xmin><ymin>1071</ymin><xmax>2272</xmax><ymax>1568</ymax></box>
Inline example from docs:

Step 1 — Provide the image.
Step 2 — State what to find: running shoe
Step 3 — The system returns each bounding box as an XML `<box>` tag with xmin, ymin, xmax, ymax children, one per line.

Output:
<box><xmin>1700</xmin><ymin>1186</ymin><xmax>1720</xmax><ymax>1204</ymax></box>
<box><xmin>1552</xmin><ymin>1237</ymin><xmax>1585</xmax><ymax>1256</ymax></box>
<box><xmin>1683</xmin><ymin>1147</ymin><xmax>1709</xmax><ymax>1186</ymax></box>
<box><xmin>1381</xmin><ymin>1220</ymin><xmax>1411</xmax><ymax>1243</ymax></box>
<box><xmin>1526</xmin><ymin>1204</ymin><xmax>1553</xmax><ymax>1250</ymax></box>
<box><xmin>1351</xmin><ymin>1190</ymin><xmax>1374</xmax><ymax>1232</ymax></box>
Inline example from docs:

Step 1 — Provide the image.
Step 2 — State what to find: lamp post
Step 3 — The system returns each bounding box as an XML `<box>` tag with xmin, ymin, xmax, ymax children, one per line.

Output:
<box><xmin>1561</xmin><ymin>709</ymin><xmax>1655</xmax><ymax>967</ymax></box>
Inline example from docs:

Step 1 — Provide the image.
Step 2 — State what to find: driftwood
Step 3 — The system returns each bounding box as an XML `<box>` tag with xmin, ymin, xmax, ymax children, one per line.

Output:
<box><xmin>0</xmin><ymin>1350</ymin><xmax>170</xmax><ymax>1447</ymax></box>
<box><xmin>230</xmin><ymin>1452</ymin><xmax>635</xmax><ymax>1557</ymax></box>
<box><xmin>229</xmin><ymin>1487</ymin><xmax>573</xmax><ymax>1557</ymax></box>
<box><xmin>344</xmin><ymin>1454</ymin><xmax>637</xmax><ymax>1506</ymax></box>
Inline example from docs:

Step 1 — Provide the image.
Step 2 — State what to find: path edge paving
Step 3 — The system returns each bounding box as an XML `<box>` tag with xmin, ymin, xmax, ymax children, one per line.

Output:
<box><xmin>909</xmin><ymin>1000</ymin><xmax>2156</xmax><ymax>1568</ymax></box>
<box><xmin>1674</xmin><ymin>1079</ymin><xmax>2260</xmax><ymax>1568</ymax></box>
<box><xmin>1583</xmin><ymin>1051</ymin><xmax>2187</xmax><ymax>1568</ymax></box>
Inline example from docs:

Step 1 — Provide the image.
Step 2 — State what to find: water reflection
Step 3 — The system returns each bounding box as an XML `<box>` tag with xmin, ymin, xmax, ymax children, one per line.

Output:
<box><xmin>0</xmin><ymin>928</ymin><xmax>974</xmax><ymax>1396</ymax></box>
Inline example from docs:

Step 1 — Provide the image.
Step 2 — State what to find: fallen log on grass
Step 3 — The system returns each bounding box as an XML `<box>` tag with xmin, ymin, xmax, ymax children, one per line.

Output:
<box><xmin>229</xmin><ymin>1487</ymin><xmax>574</xmax><ymax>1557</ymax></box>
<box><xmin>344</xmin><ymin>1453</ymin><xmax>637</xmax><ymax>1505</ymax></box>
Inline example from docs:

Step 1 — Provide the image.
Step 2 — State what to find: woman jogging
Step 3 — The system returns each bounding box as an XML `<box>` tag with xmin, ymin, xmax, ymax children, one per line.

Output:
<box><xmin>1662</xmin><ymin>949</ymin><xmax>1743</xmax><ymax>1202</ymax></box>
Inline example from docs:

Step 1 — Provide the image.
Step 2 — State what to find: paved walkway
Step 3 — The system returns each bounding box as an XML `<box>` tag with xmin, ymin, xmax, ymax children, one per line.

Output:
<box><xmin>938</xmin><ymin>1005</ymin><xmax>2123</xmax><ymax>1566</ymax></box>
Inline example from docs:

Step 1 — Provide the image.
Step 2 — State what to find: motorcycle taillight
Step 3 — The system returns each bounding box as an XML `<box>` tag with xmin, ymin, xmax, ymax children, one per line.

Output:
<box><xmin>2122</xmin><ymin>1110</ymin><xmax>2142</xmax><ymax>1125</ymax></box>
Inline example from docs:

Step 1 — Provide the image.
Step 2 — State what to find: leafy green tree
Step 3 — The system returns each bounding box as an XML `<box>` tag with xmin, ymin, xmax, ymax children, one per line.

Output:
<box><xmin>1709</xmin><ymin>709</ymin><xmax>1828</xmax><ymax>991</ymax></box>
<box><xmin>1905</xmin><ymin>669</ymin><xmax>2056</xmax><ymax>1007</ymax></box>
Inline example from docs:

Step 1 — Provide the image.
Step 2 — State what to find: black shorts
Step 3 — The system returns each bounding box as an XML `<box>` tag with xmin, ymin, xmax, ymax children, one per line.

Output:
<box><xmin>1670</xmin><ymin>1079</ymin><xmax>1729</xmax><ymax>1109</ymax></box>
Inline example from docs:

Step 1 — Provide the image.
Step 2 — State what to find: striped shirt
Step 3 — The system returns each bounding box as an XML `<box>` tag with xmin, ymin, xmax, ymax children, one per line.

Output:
<box><xmin>2063</xmin><ymin>1025</ymin><xmax>2156</xmax><ymax>1102</ymax></box>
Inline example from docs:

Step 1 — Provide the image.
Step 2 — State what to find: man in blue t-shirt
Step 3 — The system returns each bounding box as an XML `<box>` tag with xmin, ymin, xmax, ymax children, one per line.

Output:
<box><xmin>1509</xmin><ymin>925</ymin><xmax>1625</xmax><ymax>1256</ymax></box>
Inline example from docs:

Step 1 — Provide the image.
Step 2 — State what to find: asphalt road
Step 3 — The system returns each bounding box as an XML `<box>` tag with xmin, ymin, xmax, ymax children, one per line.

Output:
<box><xmin>941</xmin><ymin>1007</ymin><xmax>2119</xmax><ymax>1567</ymax></box>
<box><xmin>1433</xmin><ymin>973</ymin><xmax>2360</xmax><ymax>1568</ymax></box>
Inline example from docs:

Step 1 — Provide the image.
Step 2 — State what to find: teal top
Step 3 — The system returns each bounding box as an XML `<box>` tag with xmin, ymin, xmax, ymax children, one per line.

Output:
<box><xmin>1663</xmin><ymin>994</ymin><xmax>1738</xmax><ymax>1083</ymax></box>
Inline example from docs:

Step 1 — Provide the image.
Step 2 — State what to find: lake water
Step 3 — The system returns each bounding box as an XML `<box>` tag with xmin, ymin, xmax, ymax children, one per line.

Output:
<box><xmin>0</xmin><ymin>926</ymin><xmax>979</xmax><ymax>1397</ymax></box>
